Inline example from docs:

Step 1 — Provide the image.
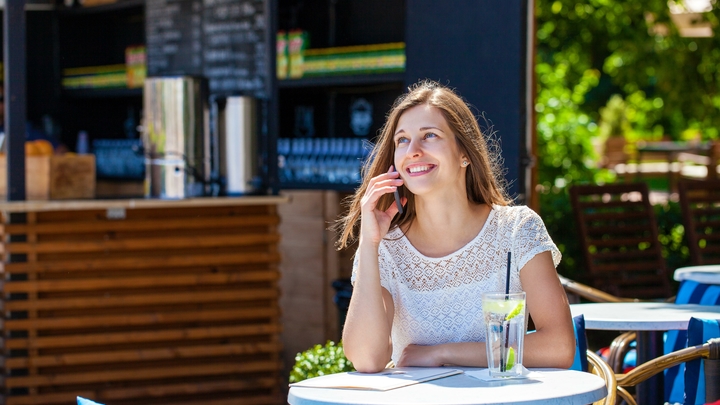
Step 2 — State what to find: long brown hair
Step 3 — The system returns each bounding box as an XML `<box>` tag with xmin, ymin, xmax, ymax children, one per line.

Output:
<box><xmin>334</xmin><ymin>79</ymin><xmax>511</xmax><ymax>250</ymax></box>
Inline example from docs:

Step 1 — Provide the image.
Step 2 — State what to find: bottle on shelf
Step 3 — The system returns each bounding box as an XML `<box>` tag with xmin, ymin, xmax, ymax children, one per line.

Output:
<box><xmin>76</xmin><ymin>130</ymin><xmax>89</xmax><ymax>154</ymax></box>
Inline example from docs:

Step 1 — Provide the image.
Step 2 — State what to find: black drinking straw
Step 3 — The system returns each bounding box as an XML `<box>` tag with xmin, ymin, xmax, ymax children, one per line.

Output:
<box><xmin>505</xmin><ymin>251</ymin><xmax>512</xmax><ymax>295</ymax></box>
<box><xmin>501</xmin><ymin>251</ymin><xmax>512</xmax><ymax>372</ymax></box>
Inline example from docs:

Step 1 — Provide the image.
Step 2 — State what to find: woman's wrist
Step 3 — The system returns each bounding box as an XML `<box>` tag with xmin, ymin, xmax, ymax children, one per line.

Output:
<box><xmin>358</xmin><ymin>235</ymin><xmax>381</xmax><ymax>252</ymax></box>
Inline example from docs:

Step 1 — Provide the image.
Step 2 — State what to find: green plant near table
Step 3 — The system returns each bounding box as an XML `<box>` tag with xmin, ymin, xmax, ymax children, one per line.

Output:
<box><xmin>289</xmin><ymin>340</ymin><xmax>355</xmax><ymax>383</ymax></box>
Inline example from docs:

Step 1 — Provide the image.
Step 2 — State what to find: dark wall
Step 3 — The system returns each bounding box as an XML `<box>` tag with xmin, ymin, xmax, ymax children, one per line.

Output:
<box><xmin>405</xmin><ymin>0</ymin><xmax>529</xmax><ymax>201</ymax></box>
<box><xmin>27</xmin><ymin>11</ymin><xmax>59</xmax><ymax>125</ymax></box>
<box><xmin>0</xmin><ymin>11</ymin><xmax>57</xmax><ymax>126</ymax></box>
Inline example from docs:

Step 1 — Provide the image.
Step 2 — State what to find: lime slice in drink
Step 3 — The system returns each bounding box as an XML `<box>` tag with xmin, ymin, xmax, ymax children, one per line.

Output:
<box><xmin>505</xmin><ymin>301</ymin><xmax>524</xmax><ymax>321</ymax></box>
<box><xmin>506</xmin><ymin>347</ymin><xmax>515</xmax><ymax>370</ymax></box>
<box><xmin>483</xmin><ymin>299</ymin><xmax>522</xmax><ymax>314</ymax></box>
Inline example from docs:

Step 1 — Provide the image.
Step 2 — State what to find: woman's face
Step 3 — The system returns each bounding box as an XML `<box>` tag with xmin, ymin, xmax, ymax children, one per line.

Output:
<box><xmin>393</xmin><ymin>104</ymin><xmax>467</xmax><ymax>196</ymax></box>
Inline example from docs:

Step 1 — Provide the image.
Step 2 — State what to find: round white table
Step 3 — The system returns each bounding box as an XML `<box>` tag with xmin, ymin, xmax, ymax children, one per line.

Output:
<box><xmin>570</xmin><ymin>302</ymin><xmax>720</xmax><ymax>405</ymax></box>
<box><xmin>674</xmin><ymin>265</ymin><xmax>720</xmax><ymax>285</ymax></box>
<box><xmin>288</xmin><ymin>368</ymin><xmax>608</xmax><ymax>405</ymax></box>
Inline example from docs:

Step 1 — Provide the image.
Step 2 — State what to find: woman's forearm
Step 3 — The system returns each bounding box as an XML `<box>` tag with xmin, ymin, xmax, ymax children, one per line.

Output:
<box><xmin>342</xmin><ymin>240</ymin><xmax>394</xmax><ymax>372</ymax></box>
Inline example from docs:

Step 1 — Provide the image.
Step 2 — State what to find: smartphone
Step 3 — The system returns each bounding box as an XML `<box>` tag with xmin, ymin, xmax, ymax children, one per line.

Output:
<box><xmin>394</xmin><ymin>187</ymin><xmax>404</xmax><ymax>215</ymax></box>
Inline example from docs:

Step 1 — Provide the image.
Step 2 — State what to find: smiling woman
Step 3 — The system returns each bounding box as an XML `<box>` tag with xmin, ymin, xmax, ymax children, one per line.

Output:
<box><xmin>332</xmin><ymin>80</ymin><xmax>576</xmax><ymax>373</ymax></box>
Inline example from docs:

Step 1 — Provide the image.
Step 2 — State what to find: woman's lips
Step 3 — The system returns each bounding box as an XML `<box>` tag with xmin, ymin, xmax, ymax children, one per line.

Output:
<box><xmin>406</xmin><ymin>164</ymin><xmax>436</xmax><ymax>176</ymax></box>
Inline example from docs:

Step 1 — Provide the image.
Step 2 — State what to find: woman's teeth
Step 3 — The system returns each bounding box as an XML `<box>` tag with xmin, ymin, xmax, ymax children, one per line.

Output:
<box><xmin>409</xmin><ymin>166</ymin><xmax>429</xmax><ymax>173</ymax></box>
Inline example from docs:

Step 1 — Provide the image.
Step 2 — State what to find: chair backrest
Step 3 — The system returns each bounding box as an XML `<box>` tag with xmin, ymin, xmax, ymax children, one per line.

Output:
<box><xmin>685</xmin><ymin>318</ymin><xmax>720</xmax><ymax>405</ymax></box>
<box><xmin>616</xmin><ymin>337</ymin><xmax>720</xmax><ymax>405</ymax></box>
<box><xmin>586</xmin><ymin>350</ymin><xmax>618</xmax><ymax>405</ymax></box>
<box><xmin>665</xmin><ymin>283</ymin><xmax>720</xmax><ymax>403</ymax></box>
<box><xmin>570</xmin><ymin>314</ymin><xmax>617</xmax><ymax>405</ymax></box>
<box><xmin>570</xmin><ymin>314</ymin><xmax>589</xmax><ymax>372</ymax></box>
<box><xmin>569</xmin><ymin>183</ymin><xmax>672</xmax><ymax>299</ymax></box>
<box><xmin>678</xmin><ymin>179</ymin><xmax>720</xmax><ymax>265</ymax></box>
<box><xmin>558</xmin><ymin>275</ymin><xmax>634</xmax><ymax>303</ymax></box>
<box><xmin>77</xmin><ymin>397</ymin><xmax>104</xmax><ymax>405</ymax></box>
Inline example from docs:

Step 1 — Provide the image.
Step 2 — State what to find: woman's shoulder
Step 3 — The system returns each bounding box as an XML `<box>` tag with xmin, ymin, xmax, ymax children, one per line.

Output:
<box><xmin>491</xmin><ymin>204</ymin><xmax>539</xmax><ymax>220</ymax></box>
<box><xmin>491</xmin><ymin>205</ymin><xmax>547</xmax><ymax>233</ymax></box>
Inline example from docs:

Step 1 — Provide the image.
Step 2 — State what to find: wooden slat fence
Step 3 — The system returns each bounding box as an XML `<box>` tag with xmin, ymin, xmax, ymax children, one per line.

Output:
<box><xmin>0</xmin><ymin>204</ymin><xmax>284</xmax><ymax>405</ymax></box>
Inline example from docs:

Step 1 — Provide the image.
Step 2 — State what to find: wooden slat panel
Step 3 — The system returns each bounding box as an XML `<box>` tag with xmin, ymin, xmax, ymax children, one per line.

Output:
<box><xmin>6</xmin><ymin>323</ymin><xmax>280</xmax><ymax>350</ymax></box>
<box><xmin>6</xmin><ymin>342</ymin><xmax>281</xmax><ymax>368</ymax></box>
<box><xmin>5</xmin><ymin>233</ymin><xmax>280</xmax><ymax>254</ymax></box>
<box><xmin>1</xmin><ymin>203</ymin><xmax>284</xmax><ymax>405</ymax></box>
<box><xmin>4</xmin><ymin>270</ymin><xmax>278</xmax><ymax>293</ymax></box>
<box><xmin>3</xmin><ymin>214</ymin><xmax>279</xmax><ymax>235</ymax></box>
<box><xmin>5</xmin><ymin>288</ymin><xmax>278</xmax><ymax>311</ymax></box>
<box><xmin>5</xmin><ymin>307</ymin><xmax>278</xmax><ymax>331</ymax></box>
<box><xmin>6</xmin><ymin>360</ymin><xmax>280</xmax><ymax>388</ymax></box>
<box><xmin>2</xmin><ymin>251</ymin><xmax>281</xmax><ymax>274</ymax></box>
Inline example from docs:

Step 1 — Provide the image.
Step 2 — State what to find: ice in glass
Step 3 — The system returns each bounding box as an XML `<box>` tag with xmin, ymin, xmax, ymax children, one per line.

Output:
<box><xmin>482</xmin><ymin>291</ymin><xmax>527</xmax><ymax>378</ymax></box>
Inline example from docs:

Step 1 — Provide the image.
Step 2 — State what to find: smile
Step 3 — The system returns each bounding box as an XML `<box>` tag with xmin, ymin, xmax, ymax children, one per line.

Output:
<box><xmin>407</xmin><ymin>164</ymin><xmax>436</xmax><ymax>174</ymax></box>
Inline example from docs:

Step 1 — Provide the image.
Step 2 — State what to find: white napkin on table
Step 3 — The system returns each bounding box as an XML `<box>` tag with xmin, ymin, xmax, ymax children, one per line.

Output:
<box><xmin>465</xmin><ymin>366</ymin><xmax>540</xmax><ymax>381</ymax></box>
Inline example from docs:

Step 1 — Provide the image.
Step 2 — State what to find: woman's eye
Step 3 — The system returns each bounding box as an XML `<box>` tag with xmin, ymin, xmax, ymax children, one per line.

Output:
<box><xmin>424</xmin><ymin>132</ymin><xmax>438</xmax><ymax>139</ymax></box>
<box><xmin>396</xmin><ymin>137</ymin><xmax>409</xmax><ymax>145</ymax></box>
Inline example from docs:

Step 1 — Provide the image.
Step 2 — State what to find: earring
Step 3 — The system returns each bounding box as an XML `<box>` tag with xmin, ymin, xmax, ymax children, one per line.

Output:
<box><xmin>462</xmin><ymin>160</ymin><xmax>469</xmax><ymax>167</ymax></box>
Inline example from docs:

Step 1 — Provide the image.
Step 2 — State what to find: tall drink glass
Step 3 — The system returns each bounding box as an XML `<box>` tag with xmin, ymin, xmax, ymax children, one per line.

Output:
<box><xmin>482</xmin><ymin>291</ymin><xmax>527</xmax><ymax>378</ymax></box>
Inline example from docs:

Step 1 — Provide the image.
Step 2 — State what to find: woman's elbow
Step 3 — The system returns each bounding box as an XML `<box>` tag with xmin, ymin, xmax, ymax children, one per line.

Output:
<box><xmin>554</xmin><ymin>336</ymin><xmax>577</xmax><ymax>369</ymax></box>
<box><xmin>343</xmin><ymin>343</ymin><xmax>389</xmax><ymax>373</ymax></box>
<box><xmin>347</xmin><ymin>355</ymin><xmax>388</xmax><ymax>373</ymax></box>
<box><xmin>558</xmin><ymin>344</ymin><xmax>577</xmax><ymax>369</ymax></box>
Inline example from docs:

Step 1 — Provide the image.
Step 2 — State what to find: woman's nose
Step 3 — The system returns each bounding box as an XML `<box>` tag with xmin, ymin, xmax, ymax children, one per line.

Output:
<box><xmin>405</xmin><ymin>139</ymin><xmax>423</xmax><ymax>158</ymax></box>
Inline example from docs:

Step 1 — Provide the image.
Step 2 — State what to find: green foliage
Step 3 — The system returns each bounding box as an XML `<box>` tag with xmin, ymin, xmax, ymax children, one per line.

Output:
<box><xmin>535</xmin><ymin>0</ymin><xmax>719</xmax><ymax>281</ymax></box>
<box><xmin>654</xmin><ymin>201</ymin><xmax>691</xmax><ymax>276</ymax></box>
<box><xmin>536</xmin><ymin>0</ymin><xmax>720</xmax><ymax>144</ymax></box>
<box><xmin>598</xmin><ymin>94</ymin><xmax>628</xmax><ymax>138</ymax></box>
<box><xmin>289</xmin><ymin>341</ymin><xmax>355</xmax><ymax>383</ymax></box>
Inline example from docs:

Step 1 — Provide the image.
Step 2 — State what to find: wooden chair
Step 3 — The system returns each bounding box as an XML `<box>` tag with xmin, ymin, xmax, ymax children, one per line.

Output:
<box><xmin>587</xmin><ymin>350</ymin><xmax>618</xmax><ymax>405</ymax></box>
<box><xmin>615</xmin><ymin>337</ymin><xmax>720</xmax><ymax>405</ymax></box>
<box><xmin>559</xmin><ymin>275</ymin><xmax>638</xmax><ymax>304</ymax></box>
<box><xmin>678</xmin><ymin>179</ymin><xmax>720</xmax><ymax>265</ymax></box>
<box><xmin>570</xmin><ymin>183</ymin><xmax>673</xmax><ymax>299</ymax></box>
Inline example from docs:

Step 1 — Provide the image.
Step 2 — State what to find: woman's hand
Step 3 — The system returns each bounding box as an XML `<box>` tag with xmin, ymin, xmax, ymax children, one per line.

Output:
<box><xmin>360</xmin><ymin>166</ymin><xmax>404</xmax><ymax>247</ymax></box>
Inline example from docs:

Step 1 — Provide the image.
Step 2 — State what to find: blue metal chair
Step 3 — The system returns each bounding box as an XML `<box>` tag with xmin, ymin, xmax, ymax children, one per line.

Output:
<box><xmin>77</xmin><ymin>397</ymin><xmax>104</xmax><ymax>405</ymax></box>
<box><xmin>570</xmin><ymin>314</ymin><xmax>617</xmax><ymax>405</ymax></box>
<box><xmin>685</xmin><ymin>317</ymin><xmax>720</xmax><ymax>405</ymax></box>
<box><xmin>615</xmin><ymin>318</ymin><xmax>720</xmax><ymax>405</ymax></box>
<box><xmin>665</xmin><ymin>282</ymin><xmax>720</xmax><ymax>403</ymax></box>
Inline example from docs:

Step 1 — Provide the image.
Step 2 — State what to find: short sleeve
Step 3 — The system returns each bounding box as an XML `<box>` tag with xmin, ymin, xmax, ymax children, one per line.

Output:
<box><xmin>513</xmin><ymin>207</ymin><xmax>561</xmax><ymax>271</ymax></box>
<box><xmin>350</xmin><ymin>244</ymin><xmax>393</xmax><ymax>294</ymax></box>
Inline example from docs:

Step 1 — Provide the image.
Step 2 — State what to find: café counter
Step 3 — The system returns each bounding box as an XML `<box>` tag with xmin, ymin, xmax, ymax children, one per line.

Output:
<box><xmin>0</xmin><ymin>196</ymin><xmax>288</xmax><ymax>405</ymax></box>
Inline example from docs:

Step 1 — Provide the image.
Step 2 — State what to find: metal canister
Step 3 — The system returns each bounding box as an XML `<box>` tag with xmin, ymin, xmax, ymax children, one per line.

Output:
<box><xmin>220</xmin><ymin>96</ymin><xmax>259</xmax><ymax>195</ymax></box>
<box><xmin>142</xmin><ymin>76</ymin><xmax>209</xmax><ymax>199</ymax></box>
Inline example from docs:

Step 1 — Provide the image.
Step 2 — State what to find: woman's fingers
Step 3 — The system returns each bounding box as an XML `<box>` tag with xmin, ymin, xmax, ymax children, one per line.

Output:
<box><xmin>363</xmin><ymin>168</ymin><xmax>403</xmax><ymax>209</ymax></box>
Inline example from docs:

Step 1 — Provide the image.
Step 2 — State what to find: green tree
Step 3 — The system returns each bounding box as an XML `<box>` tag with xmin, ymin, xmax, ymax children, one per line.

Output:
<box><xmin>534</xmin><ymin>0</ymin><xmax>712</xmax><ymax>277</ymax></box>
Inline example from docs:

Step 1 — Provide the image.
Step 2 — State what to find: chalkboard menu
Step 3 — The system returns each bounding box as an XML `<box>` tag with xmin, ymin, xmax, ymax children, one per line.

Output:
<box><xmin>146</xmin><ymin>0</ymin><xmax>268</xmax><ymax>98</ymax></box>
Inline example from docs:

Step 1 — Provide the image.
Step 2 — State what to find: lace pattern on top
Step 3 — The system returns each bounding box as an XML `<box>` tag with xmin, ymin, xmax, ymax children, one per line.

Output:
<box><xmin>351</xmin><ymin>205</ymin><xmax>561</xmax><ymax>365</ymax></box>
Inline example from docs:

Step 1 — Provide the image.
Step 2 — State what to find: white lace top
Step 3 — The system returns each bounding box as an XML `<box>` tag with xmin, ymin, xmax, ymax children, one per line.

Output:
<box><xmin>351</xmin><ymin>205</ymin><xmax>561</xmax><ymax>365</ymax></box>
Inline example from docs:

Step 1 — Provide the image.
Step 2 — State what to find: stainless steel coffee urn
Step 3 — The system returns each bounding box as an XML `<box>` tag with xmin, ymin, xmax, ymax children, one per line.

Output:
<box><xmin>211</xmin><ymin>96</ymin><xmax>260</xmax><ymax>195</ymax></box>
<box><xmin>142</xmin><ymin>77</ymin><xmax>210</xmax><ymax>199</ymax></box>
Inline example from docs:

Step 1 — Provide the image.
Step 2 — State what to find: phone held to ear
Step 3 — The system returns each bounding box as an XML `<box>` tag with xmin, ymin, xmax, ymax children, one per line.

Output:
<box><xmin>394</xmin><ymin>188</ymin><xmax>403</xmax><ymax>215</ymax></box>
